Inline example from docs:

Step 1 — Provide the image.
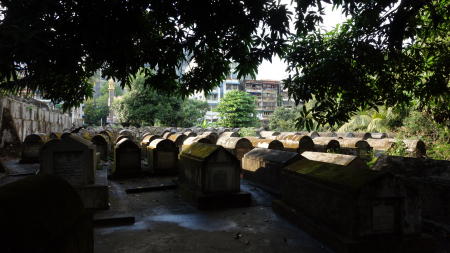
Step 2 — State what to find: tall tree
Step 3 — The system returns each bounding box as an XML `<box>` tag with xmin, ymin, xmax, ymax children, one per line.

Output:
<box><xmin>284</xmin><ymin>0</ymin><xmax>450</xmax><ymax>127</ymax></box>
<box><xmin>113</xmin><ymin>73</ymin><xmax>208</xmax><ymax>127</ymax></box>
<box><xmin>215</xmin><ymin>90</ymin><xmax>258</xmax><ymax>127</ymax></box>
<box><xmin>0</xmin><ymin>0</ymin><xmax>290</xmax><ymax>109</ymax></box>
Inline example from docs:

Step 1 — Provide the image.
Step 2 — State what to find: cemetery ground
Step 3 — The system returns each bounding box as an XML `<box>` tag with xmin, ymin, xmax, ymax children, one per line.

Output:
<box><xmin>0</xmin><ymin>157</ymin><xmax>332</xmax><ymax>253</ymax></box>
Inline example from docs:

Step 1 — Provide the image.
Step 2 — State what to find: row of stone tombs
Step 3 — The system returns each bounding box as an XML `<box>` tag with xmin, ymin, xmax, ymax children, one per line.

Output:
<box><xmin>15</xmin><ymin>132</ymin><xmax>450</xmax><ymax>244</ymax></box>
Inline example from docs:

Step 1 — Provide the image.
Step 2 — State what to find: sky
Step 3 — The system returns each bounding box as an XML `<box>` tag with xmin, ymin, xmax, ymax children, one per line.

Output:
<box><xmin>256</xmin><ymin>1</ymin><xmax>347</xmax><ymax>80</ymax></box>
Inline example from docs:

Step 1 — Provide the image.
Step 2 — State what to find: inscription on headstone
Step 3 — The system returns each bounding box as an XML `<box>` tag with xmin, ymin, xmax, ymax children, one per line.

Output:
<box><xmin>54</xmin><ymin>151</ymin><xmax>84</xmax><ymax>185</ymax></box>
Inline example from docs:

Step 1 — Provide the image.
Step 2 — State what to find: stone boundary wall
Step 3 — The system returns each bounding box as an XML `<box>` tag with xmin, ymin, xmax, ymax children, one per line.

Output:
<box><xmin>0</xmin><ymin>96</ymin><xmax>82</xmax><ymax>147</ymax></box>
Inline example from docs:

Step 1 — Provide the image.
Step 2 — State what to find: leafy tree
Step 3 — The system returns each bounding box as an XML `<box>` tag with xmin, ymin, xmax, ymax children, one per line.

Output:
<box><xmin>215</xmin><ymin>90</ymin><xmax>258</xmax><ymax>127</ymax></box>
<box><xmin>0</xmin><ymin>0</ymin><xmax>290</xmax><ymax>109</ymax></box>
<box><xmin>83</xmin><ymin>95</ymin><xmax>109</xmax><ymax>126</ymax></box>
<box><xmin>113</xmin><ymin>72</ymin><xmax>208</xmax><ymax>127</ymax></box>
<box><xmin>269</xmin><ymin>106</ymin><xmax>302</xmax><ymax>131</ymax></box>
<box><xmin>284</xmin><ymin>0</ymin><xmax>450</xmax><ymax>126</ymax></box>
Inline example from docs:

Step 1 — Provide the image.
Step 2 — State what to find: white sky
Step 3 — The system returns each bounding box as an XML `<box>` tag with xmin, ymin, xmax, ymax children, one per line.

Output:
<box><xmin>256</xmin><ymin>1</ymin><xmax>347</xmax><ymax>80</ymax></box>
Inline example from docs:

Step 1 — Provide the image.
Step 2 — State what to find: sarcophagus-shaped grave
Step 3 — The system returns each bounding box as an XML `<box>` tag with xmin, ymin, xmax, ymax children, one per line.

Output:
<box><xmin>147</xmin><ymin>138</ymin><xmax>178</xmax><ymax>174</ymax></box>
<box><xmin>182</xmin><ymin>136</ymin><xmax>212</xmax><ymax>151</ymax></box>
<box><xmin>168</xmin><ymin>133</ymin><xmax>187</xmax><ymax>152</ymax></box>
<box><xmin>119</xmin><ymin>129</ymin><xmax>134</xmax><ymax>137</ymax></box>
<box><xmin>312</xmin><ymin>137</ymin><xmax>341</xmax><ymax>153</ymax></box>
<box><xmin>242</xmin><ymin>148</ymin><xmax>302</xmax><ymax>194</ymax></box>
<box><xmin>140</xmin><ymin>134</ymin><xmax>161</xmax><ymax>159</ymax></box>
<box><xmin>246</xmin><ymin>137</ymin><xmax>284</xmax><ymax>150</ymax></box>
<box><xmin>183</xmin><ymin>131</ymin><xmax>197</xmax><ymax>138</ymax></box>
<box><xmin>274</xmin><ymin>158</ymin><xmax>422</xmax><ymax>252</ymax></box>
<box><xmin>372</xmin><ymin>156</ymin><xmax>450</xmax><ymax>226</ymax></box>
<box><xmin>179</xmin><ymin>142</ymin><xmax>250</xmax><ymax>209</ymax></box>
<box><xmin>21</xmin><ymin>133</ymin><xmax>49</xmax><ymax>163</ymax></box>
<box><xmin>200</xmin><ymin>131</ymin><xmax>219</xmax><ymax>144</ymax></box>
<box><xmin>219</xmin><ymin>131</ymin><xmax>240</xmax><ymax>138</ymax></box>
<box><xmin>259</xmin><ymin>130</ymin><xmax>280</xmax><ymax>138</ymax></box>
<box><xmin>337</xmin><ymin>138</ymin><xmax>372</xmax><ymax>158</ymax></box>
<box><xmin>91</xmin><ymin>134</ymin><xmax>111</xmax><ymax>161</ymax></box>
<box><xmin>99</xmin><ymin>129</ymin><xmax>114</xmax><ymax>143</ymax></box>
<box><xmin>112</xmin><ymin>138</ymin><xmax>141</xmax><ymax>178</ymax></box>
<box><xmin>49</xmin><ymin>132</ymin><xmax>62</xmax><ymax>140</ymax></box>
<box><xmin>352</xmin><ymin>132</ymin><xmax>372</xmax><ymax>140</ymax></box>
<box><xmin>39</xmin><ymin>134</ymin><xmax>108</xmax><ymax>209</ymax></box>
<box><xmin>274</xmin><ymin>134</ymin><xmax>314</xmax><ymax>153</ymax></box>
<box><xmin>216</xmin><ymin>137</ymin><xmax>253</xmax><ymax>161</ymax></box>
<box><xmin>162</xmin><ymin>131</ymin><xmax>175</xmax><ymax>139</ymax></box>
<box><xmin>301</xmin><ymin>151</ymin><xmax>368</xmax><ymax>170</ymax></box>
<box><xmin>317</xmin><ymin>132</ymin><xmax>338</xmax><ymax>137</ymax></box>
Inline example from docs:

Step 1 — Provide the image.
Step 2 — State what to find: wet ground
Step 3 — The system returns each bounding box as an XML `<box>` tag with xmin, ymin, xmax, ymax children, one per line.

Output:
<box><xmin>94</xmin><ymin>175</ymin><xmax>333</xmax><ymax>253</ymax></box>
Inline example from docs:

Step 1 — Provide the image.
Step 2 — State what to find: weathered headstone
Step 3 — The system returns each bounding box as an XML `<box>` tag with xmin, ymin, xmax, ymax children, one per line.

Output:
<box><xmin>179</xmin><ymin>142</ymin><xmax>249</xmax><ymax>209</ymax></box>
<box><xmin>216</xmin><ymin>137</ymin><xmax>253</xmax><ymax>161</ymax></box>
<box><xmin>140</xmin><ymin>134</ymin><xmax>160</xmax><ymax>159</ymax></box>
<box><xmin>21</xmin><ymin>133</ymin><xmax>48</xmax><ymax>163</ymax></box>
<box><xmin>147</xmin><ymin>138</ymin><xmax>178</xmax><ymax>174</ymax></box>
<box><xmin>91</xmin><ymin>134</ymin><xmax>110</xmax><ymax>161</ymax></box>
<box><xmin>182</xmin><ymin>136</ymin><xmax>212</xmax><ymax>151</ymax></box>
<box><xmin>242</xmin><ymin>148</ymin><xmax>302</xmax><ymax>194</ymax></box>
<box><xmin>112</xmin><ymin>138</ymin><xmax>141</xmax><ymax>178</ymax></box>
<box><xmin>274</xmin><ymin>158</ymin><xmax>422</xmax><ymax>252</ymax></box>
<box><xmin>167</xmin><ymin>133</ymin><xmax>187</xmax><ymax>152</ymax></box>
<box><xmin>39</xmin><ymin>134</ymin><xmax>108</xmax><ymax>209</ymax></box>
<box><xmin>200</xmin><ymin>131</ymin><xmax>219</xmax><ymax>144</ymax></box>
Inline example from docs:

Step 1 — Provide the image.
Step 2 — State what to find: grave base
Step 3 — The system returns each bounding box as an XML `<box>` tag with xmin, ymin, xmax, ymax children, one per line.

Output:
<box><xmin>76</xmin><ymin>169</ymin><xmax>109</xmax><ymax>210</ymax></box>
<box><xmin>272</xmin><ymin>199</ymin><xmax>437</xmax><ymax>253</ymax></box>
<box><xmin>179</xmin><ymin>183</ymin><xmax>251</xmax><ymax>210</ymax></box>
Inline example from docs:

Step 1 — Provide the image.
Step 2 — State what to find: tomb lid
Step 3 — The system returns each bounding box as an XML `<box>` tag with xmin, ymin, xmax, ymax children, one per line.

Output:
<box><xmin>62</xmin><ymin>133</ymin><xmax>95</xmax><ymax>148</ymax></box>
<box><xmin>244</xmin><ymin>148</ymin><xmax>301</xmax><ymax>163</ymax></box>
<box><xmin>148</xmin><ymin>138</ymin><xmax>176</xmax><ymax>150</ymax></box>
<box><xmin>285</xmin><ymin>159</ymin><xmax>385</xmax><ymax>191</ymax></box>
<box><xmin>141</xmin><ymin>134</ymin><xmax>160</xmax><ymax>145</ymax></box>
<box><xmin>183</xmin><ymin>136</ymin><xmax>212</xmax><ymax>145</ymax></box>
<box><xmin>301</xmin><ymin>151</ymin><xmax>360</xmax><ymax>167</ymax></box>
<box><xmin>115</xmin><ymin>138</ymin><xmax>137</xmax><ymax>148</ymax></box>
<box><xmin>24</xmin><ymin>133</ymin><xmax>48</xmax><ymax>143</ymax></box>
<box><xmin>216</xmin><ymin>137</ymin><xmax>252</xmax><ymax>149</ymax></box>
<box><xmin>219</xmin><ymin>131</ymin><xmax>240</xmax><ymax>138</ymax></box>
<box><xmin>180</xmin><ymin>142</ymin><xmax>219</xmax><ymax>160</ymax></box>
<box><xmin>168</xmin><ymin>133</ymin><xmax>186</xmax><ymax>142</ymax></box>
<box><xmin>92</xmin><ymin>134</ymin><xmax>109</xmax><ymax>144</ymax></box>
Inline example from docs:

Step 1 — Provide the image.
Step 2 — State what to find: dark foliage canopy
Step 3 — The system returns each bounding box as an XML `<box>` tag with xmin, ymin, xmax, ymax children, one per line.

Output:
<box><xmin>0</xmin><ymin>0</ymin><xmax>290</xmax><ymax>109</ymax></box>
<box><xmin>285</xmin><ymin>0</ymin><xmax>449</xmax><ymax>126</ymax></box>
<box><xmin>0</xmin><ymin>0</ymin><xmax>448</xmax><ymax>126</ymax></box>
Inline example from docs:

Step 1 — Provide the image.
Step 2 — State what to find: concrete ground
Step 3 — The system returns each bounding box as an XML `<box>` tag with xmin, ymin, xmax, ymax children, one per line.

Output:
<box><xmin>94</xmin><ymin>175</ymin><xmax>333</xmax><ymax>253</ymax></box>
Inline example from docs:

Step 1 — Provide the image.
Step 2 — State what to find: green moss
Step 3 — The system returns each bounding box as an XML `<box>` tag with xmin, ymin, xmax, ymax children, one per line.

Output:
<box><xmin>181</xmin><ymin>142</ymin><xmax>218</xmax><ymax>160</ymax></box>
<box><xmin>286</xmin><ymin>159</ymin><xmax>381</xmax><ymax>191</ymax></box>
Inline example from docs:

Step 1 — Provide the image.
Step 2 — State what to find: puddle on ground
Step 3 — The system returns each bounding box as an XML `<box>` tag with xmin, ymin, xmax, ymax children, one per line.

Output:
<box><xmin>148</xmin><ymin>213</ymin><xmax>238</xmax><ymax>232</ymax></box>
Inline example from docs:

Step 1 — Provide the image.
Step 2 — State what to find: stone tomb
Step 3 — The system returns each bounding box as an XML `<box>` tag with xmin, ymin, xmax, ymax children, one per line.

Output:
<box><xmin>167</xmin><ymin>133</ymin><xmax>187</xmax><ymax>152</ymax></box>
<box><xmin>274</xmin><ymin>159</ymin><xmax>423</xmax><ymax>253</ymax></box>
<box><xmin>39</xmin><ymin>134</ymin><xmax>108</xmax><ymax>209</ymax></box>
<box><xmin>216</xmin><ymin>137</ymin><xmax>253</xmax><ymax>161</ymax></box>
<box><xmin>112</xmin><ymin>138</ymin><xmax>141</xmax><ymax>178</ymax></box>
<box><xmin>311</xmin><ymin>137</ymin><xmax>341</xmax><ymax>153</ymax></box>
<box><xmin>91</xmin><ymin>134</ymin><xmax>111</xmax><ymax>161</ymax></box>
<box><xmin>301</xmin><ymin>151</ymin><xmax>368</xmax><ymax>170</ymax></box>
<box><xmin>273</xmin><ymin>134</ymin><xmax>314</xmax><ymax>153</ymax></box>
<box><xmin>181</xmin><ymin>136</ymin><xmax>212</xmax><ymax>151</ymax></box>
<box><xmin>246</xmin><ymin>137</ymin><xmax>284</xmax><ymax>150</ymax></box>
<box><xmin>219</xmin><ymin>131</ymin><xmax>240</xmax><ymax>138</ymax></box>
<box><xmin>21</xmin><ymin>133</ymin><xmax>49</xmax><ymax>163</ymax></box>
<box><xmin>179</xmin><ymin>142</ymin><xmax>250</xmax><ymax>209</ymax></box>
<box><xmin>337</xmin><ymin>138</ymin><xmax>372</xmax><ymax>158</ymax></box>
<box><xmin>147</xmin><ymin>138</ymin><xmax>178</xmax><ymax>175</ymax></box>
<box><xmin>242</xmin><ymin>148</ymin><xmax>302</xmax><ymax>194</ymax></box>
<box><xmin>259</xmin><ymin>130</ymin><xmax>280</xmax><ymax>138</ymax></box>
<box><xmin>140</xmin><ymin>134</ymin><xmax>160</xmax><ymax>160</ymax></box>
<box><xmin>200</xmin><ymin>131</ymin><xmax>219</xmax><ymax>144</ymax></box>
